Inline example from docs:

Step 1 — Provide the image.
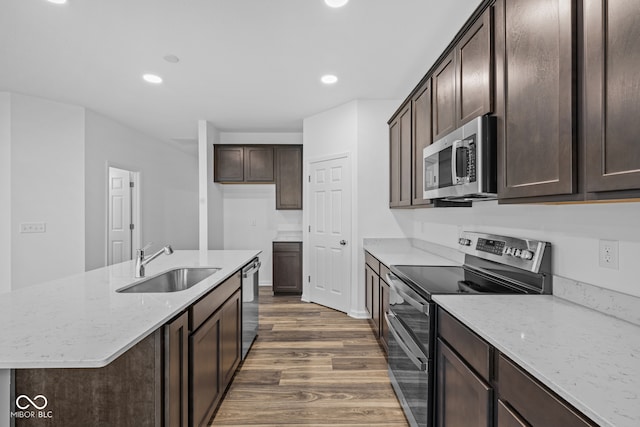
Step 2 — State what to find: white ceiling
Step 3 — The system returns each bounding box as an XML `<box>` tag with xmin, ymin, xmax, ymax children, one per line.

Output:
<box><xmin>0</xmin><ymin>0</ymin><xmax>482</xmax><ymax>142</ymax></box>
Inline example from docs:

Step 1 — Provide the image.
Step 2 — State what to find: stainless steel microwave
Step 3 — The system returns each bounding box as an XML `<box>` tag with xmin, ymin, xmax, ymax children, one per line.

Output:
<box><xmin>423</xmin><ymin>115</ymin><xmax>496</xmax><ymax>202</ymax></box>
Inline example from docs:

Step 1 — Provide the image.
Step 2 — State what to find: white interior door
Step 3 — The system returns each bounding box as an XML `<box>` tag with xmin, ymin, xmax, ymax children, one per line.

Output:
<box><xmin>308</xmin><ymin>155</ymin><xmax>351</xmax><ymax>313</ymax></box>
<box><xmin>108</xmin><ymin>167</ymin><xmax>132</xmax><ymax>265</ymax></box>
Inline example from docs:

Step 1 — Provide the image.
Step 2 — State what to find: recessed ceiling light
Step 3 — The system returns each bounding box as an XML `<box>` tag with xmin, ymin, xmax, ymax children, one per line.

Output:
<box><xmin>142</xmin><ymin>74</ymin><xmax>163</xmax><ymax>84</ymax></box>
<box><xmin>163</xmin><ymin>54</ymin><xmax>180</xmax><ymax>64</ymax></box>
<box><xmin>47</xmin><ymin>0</ymin><xmax>68</xmax><ymax>4</ymax></box>
<box><xmin>324</xmin><ymin>0</ymin><xmax>349</xmax><ymax>8</ymax></box>
<box><xmin>321</xmin><ymin>74</ymin><xmax>338</xmax><ymax>85</ymax></box>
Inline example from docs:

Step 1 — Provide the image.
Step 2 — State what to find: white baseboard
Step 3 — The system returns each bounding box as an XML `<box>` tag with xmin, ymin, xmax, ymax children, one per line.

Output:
<box><xmin>348</xmin><ymin>309</ymin><xmax>369</xmax><ymax>319</ymax></box>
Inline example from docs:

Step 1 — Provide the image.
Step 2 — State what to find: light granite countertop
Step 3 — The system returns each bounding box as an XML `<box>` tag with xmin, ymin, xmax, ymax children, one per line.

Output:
<box><xmin>363</xmin><ymin>238</ymin><xmax>462</xmax><ymax>267</ymax></box>
<box><xmin>0</xmin><ymin>250</ymin><xmax>260</xmax><ymax>369</ymax></box>
<box><xmin>433</xmin><ymin>294</ymin><xmax>640</xmax><ymax>427</ymax></box>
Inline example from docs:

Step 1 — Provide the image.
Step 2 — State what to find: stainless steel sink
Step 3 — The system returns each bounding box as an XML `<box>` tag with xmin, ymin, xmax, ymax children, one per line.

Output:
<box><xmin>117</xmin><ymin>268</ymin><xmax>220</xmax><ymax>293</ymax></box>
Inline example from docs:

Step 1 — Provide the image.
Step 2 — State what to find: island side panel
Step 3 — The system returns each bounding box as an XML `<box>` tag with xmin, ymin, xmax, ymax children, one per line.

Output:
<box><xmin>13</xmin><ymin>330</ymin><xmax>162</xmax><ymax>427</ymax></box>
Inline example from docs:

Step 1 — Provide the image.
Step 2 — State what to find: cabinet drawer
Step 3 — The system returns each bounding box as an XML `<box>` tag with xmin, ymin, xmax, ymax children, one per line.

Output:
<box><xmin>379</xmin><ymin>263</ymin><xmax>391</xmax><ymax>283</ymax></box>
<box><xmin>191</xmin><ymin>272</ymin><xmax>241</xmax><ymax>332</ymax></box>
<box><xmin>365</xmin><ymin>251</ymin><xmax>380</xmax><ymax>275</ymax></box>
<box><xmin>437</xmin><ymin>307</ymin><xmax>491</xmax><ymax>380</ymax></box>
<box><xmin>273</xmin><ymin>242</ymin><xmax>301</xmax><ymax>252</ymax></box>
<box><xmin>498</xmin><ymin>354</ymin><xmax>597</xmax><ymax>427</ymax></box>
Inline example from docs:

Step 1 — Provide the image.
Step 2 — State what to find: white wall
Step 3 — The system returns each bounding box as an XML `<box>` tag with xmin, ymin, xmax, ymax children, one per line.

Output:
<box><xmin>401</xmin><ymin>201</ymin><xmax>640</xmax><ymax>297</ymax></box>
<box><xmin>85</xmin><ymin>110</ymin><xmax>199</xmax><ymax>271</ymax></box>
<box><xmin>206</xmin><ymin>123</ymin><xmax>224</xmax><ymax>250</ymax></box>
<box><xmin>10</xmin><ymin>93</ymin><xmax>85</xmax><ymax>290</ymax></box>
<box><xmin>0</xmin><ymin>93</ymin><xmax>11</xmax><ymax>295</ymax></box>
<box><xmin>218</xmin><ymin>132</ymin><xmax>303</xmax><ymax>283</ymax></box>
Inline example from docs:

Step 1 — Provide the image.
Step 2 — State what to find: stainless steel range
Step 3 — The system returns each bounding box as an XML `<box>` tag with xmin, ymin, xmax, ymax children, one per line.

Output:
<box><xmin>385</xmin><ymin>231</ymin><xmax>552</xmax><ymax>427</ymax></box>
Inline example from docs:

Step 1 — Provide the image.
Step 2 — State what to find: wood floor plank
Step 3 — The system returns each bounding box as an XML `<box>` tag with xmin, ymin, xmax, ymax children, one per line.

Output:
<box><xmin>209</xmin><ymin>288</ymin><xmax>408</xmax><ymax>426</ymax></box>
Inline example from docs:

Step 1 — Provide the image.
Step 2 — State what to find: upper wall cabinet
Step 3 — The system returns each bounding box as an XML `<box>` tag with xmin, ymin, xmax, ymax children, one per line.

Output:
<box><xmin>433</xmin><ymin>8</ymin><xmax>493</xmax><ymax>142</ymax></box>
<box><xmin>389</xmin><ymin>103</ymin><xmax>412</xmax><ymax>208</ymax></box>
<box><xmin>214</xmin><ymin>144</ymin><xmax>303</xmax><ymax>210</ymax></box>
<box><xmin>275</xmin><ymin>145</ymin><xmax>303</xmax><ymax>209</ymax></box>
<box><xmin>412</xmin><ymin>79</ymin><xmax>433</xmax><ymax>206</ymax></box>
<box><xmin>495</xmin><ymin>0</ymin><xmax>577</xmax><ymax>201</ymax></box>
<box><xmin>584</xmin><ymin>0</ymin><xmax>640</xmax><ymax>198</ymax></box>
<box><xmin>214</xmin><ymin>145</ymin><xmax>274</xmax><ymax>183</ymax></box>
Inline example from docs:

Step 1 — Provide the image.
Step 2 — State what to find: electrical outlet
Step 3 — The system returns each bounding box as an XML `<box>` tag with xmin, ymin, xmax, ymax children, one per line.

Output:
<box><xmin>598</xmin><ymin>240</ymin><xmax>619</xmax><ymax>270</ymax></box>
<box><xmin>20</xmin><ymin>222</ymin><xmax>46</xmax><ymax>233</ymax></box>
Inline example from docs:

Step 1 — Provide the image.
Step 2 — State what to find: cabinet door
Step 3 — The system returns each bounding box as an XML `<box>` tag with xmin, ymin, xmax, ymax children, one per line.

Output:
<box><xmin>495</xmin><ymin>0</ymin><xmax>576</xmax><ymax>200</ymax></box>
<box><xmin>275</xmin><ymin>145</ymin><xmax>303</xmax><ymax>209</ymax></box>
<box><xmin>190</xmin><ymin>312</ymin><xmax>221</xmax><ymax>427</ymax></box>
<box><xmin>389</xmin><ymin>118</ymin><xmax>401</xmax><ymax>207</ymax></box>
<box><xmin>365</xmin><ymin>265</ymin><xmax>374</xmax><ymax>318</ymax></box>
<box><xmin>379</xmin><ymin>278</ymin><xmax>390</xmax><ymax>353</ymax></box>
<box><xmin>433</xmin><ymin>51</ymin><xmax>457</xmax><ymax>141</ymax></box>
<box><xmin>436</xmin><ymin>338</ymin><xmax>492</xmax><ymax>427</ymax></box>
<box><xmin>412</xmin><ymin>80</ymin><xmax>433</xmax><ymax>206</ymax></box>
<box><xmin>272</xmin><ymin>242</ymin><xmax>302</xmax><ymax>294</ymax></box>
<box><xmin>165</xmin><ymin>312</ymin><xmax>189</xmax><ymax>427</ymax></box>
<box><xmin>214</xmin><ymin>145</ymin><xmax>244</xmax><ymax>182</ymax></box>
<box><xmin>370</xmin><ymin>273</ymin><xmax>380</xmax><ymax>338</ymax></box>
<box><xmin>399</xmin><ymin>105</ymin><xmax>413</xmax><ymax>206</ymax></box>
<box><xmin>456</xmin><ymin>7</ymin><xmax>493</xmax><ymax>125</ymax></box>
<box><xmin>220</xmin><ymin>290</ymin><xmax>241</xmax><ymax>388</ymax></box>
<box><xmin>584</xmin><ymin>0</ymin><xmax>640</xmax><ymax>194</ymax></box>
<box><xmin>497</xmin><ymin>400</ymin><xmax>529</xmax><ymax>427</ymax></box>
<box><xmin>244</xmin><ymin>146</ymin><xmax>274</xmax><ymax>182</ymax></box>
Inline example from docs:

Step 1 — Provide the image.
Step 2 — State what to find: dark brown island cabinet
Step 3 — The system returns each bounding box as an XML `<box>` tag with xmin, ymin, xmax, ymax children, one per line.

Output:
<box><xmin>364</xmin><ymin>251</ymin><xmax>390</xmax><ymax>353</ymax></box>
<box><xmin>272</xmin><ymin>241</ymin><xmax>303</xmax><ymax>294</ymax></box>
<box><xmin>15</xmin><ymin>269</ymin><xmax>244</xmax><ymax>427</ymax></box>
<box><xmin>214</xmin><ymin>144</ymin><xmax>303</xmax><ymax>209</ymax></box>
<box><xmin>436</xmin><ymin>307</ymin><xmax>598</xmax><ymax>427</ymax></box>
<box><xmin>389</xmin><ymin>6</ymin><xmax>492</xmax><ymax>209</ymax></box>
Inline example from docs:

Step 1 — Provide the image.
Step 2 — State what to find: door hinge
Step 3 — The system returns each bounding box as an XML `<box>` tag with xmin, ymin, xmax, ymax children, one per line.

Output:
<box><xmin>308</xmin><ymin>275</ymin><xmax>311</xmax><ymax>283</ymax></box>
<box><xmin>130</xmin><ymin>181</ymin><xmax>134</xmax><ymax>188</ymax></box>
<box><xmin>130</xmin><ymin>224</ymin><xmax>135</xmax><ymax>231</ymax></box>
<box><xmin>308</xmin><ymin>225</ymin><xmax>311</xmax><ymax>232</ymax></box>
<box><xmin>308</xmin><ymin>175</ymin><xmax>311</xmax><ymax>183</ymax></box>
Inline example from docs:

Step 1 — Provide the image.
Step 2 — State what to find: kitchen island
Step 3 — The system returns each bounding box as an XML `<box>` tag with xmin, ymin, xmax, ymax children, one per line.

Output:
<box><xmin>0</xmin><ymin>249</ymin><xmax>260</xmax><ymax>426</ymax></box>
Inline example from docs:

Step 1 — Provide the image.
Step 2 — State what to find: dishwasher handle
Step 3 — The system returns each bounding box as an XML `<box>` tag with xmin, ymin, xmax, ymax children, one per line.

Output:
<box><xmin>242</xmin><ymin>260</ymin><xmax>261</xmax><ymax>278</ymax></box>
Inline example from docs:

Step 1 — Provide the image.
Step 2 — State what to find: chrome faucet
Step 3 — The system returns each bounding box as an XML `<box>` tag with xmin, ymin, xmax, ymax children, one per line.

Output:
<box><xmin>135</xmin><ymin>244</ymin><xmax>174</xmax><ymax>278</ymax></box>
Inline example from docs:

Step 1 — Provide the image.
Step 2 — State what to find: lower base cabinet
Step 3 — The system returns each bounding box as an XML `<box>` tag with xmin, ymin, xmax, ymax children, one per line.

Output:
<box><xmin>436</xmin><ymin>307</ymin><xmax>598</xmax><ymax>427</ymax></box>
<box><xmin>272</xmin><ymin>242</ymin><xmax>302</xmax><ymax>294</ymax></box>
<box><xmin>364</xmin><ymin>251</ymin><xmax>390</xmax><ymax>353</ymax></box>
<box><xmin>166</xmin><ymin>311</ymin><xmax>190</xmax><ymax>427</ymax></box>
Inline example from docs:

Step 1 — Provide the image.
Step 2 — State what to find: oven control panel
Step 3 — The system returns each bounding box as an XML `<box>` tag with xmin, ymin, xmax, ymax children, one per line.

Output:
<box><xmin>458</xmin><ymin>231</ymin><xmax>551</xmax><ymax>274</ymax></box>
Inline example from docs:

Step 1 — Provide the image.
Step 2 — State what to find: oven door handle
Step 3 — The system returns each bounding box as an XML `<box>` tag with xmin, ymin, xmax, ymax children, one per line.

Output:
<box><xmin>386</xmin><ymin>273</ymin><xmax>430</xmax><ymax>316</ymax></box>
<box><xmin>385</xmin><ymin>313</ymin><xmax>428</xmax><ymax>371</ymax></box>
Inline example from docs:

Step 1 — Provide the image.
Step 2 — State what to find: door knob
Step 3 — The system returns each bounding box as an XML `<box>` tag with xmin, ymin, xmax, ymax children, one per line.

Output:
<box><xmin>339</xmin><ymin>240</ymin><xmax>347</xmax><ymax>246</ymax></box>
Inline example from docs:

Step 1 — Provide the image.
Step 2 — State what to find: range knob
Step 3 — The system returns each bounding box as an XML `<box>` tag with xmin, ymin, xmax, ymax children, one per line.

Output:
<box><xmin>458</xmin><ymin>238</ymin><xmax>472</xmax><ymax>246</ymax></box>
<box><xmin>504</xmin><ymin>247</ymin><xmax>514</xmax><ymax>256</ymax></box>
<box><xmin>519</xmin><ymin>250</ymin><xmax>534</xmax><ymax>260</ymax></box>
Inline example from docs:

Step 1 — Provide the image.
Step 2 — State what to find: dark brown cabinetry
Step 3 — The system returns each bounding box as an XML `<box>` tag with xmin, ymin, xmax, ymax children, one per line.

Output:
<box><xmin>275</xmin><ymin>145</ymin><xmax>303</xmax><ymax>209</ymax></box>
<box><xmin>190</xmin><ymin>272</ymin><xmax>242</xmax><ymax>427</ymax></box>
<box><xmin>433</xmin><ymin>52</ymin><xmax>457</xmax><ymax>141</ymax></box>
<box><xmin>364</xmin><ymin>251</ymin><xmax>390</xmax><ymax>352</ymax></box>
<box><xmin>273</xmin><ymin>241</ymin><xmax>302</xmax><ymax>294</ymax></box>
<box><xmin>584</xmin><ymin>0</ymin><xmax>640</xmax><ymax>198</ymax></box>
<box><xmin>436</xmin><ymin>308</ymin><xmax>492</xmax><ymax>427</ymax></box>
<box><xmin>389</xmin><ymin>104</ymin><xmax>412</xmax><ymax>208</ymax></box>
<box><xmin>214</xmin><ymin>145</ymin><xmax>273</xmax><ymax>183</ymax></box>
<box><xmin>497</xmin><ymin>354</ymin><xmax>597</xmax><ymax>427</ymax></box>
<box><xmin>165</xmin><ymin>311</ymin><xmax>190</xmax><ymax>427</ymax></box>
<box><xmin>412</xmin><ymin>80</ymin><xmax>433</xmax><ymax>206</ymax></box>
<box><xmin>214</xmin><ymin>144</ymin><xmax>303</xmax><ymax>209</ymax></box>
<box><xmin>436</xmin><ymin>307</ymin><xmax>597</xmax><ymax>427</ymax></box>
<box><xmin>495</xmin><ymin>0</ymin><xmax>577</xmax><ymax>200</ymax></box>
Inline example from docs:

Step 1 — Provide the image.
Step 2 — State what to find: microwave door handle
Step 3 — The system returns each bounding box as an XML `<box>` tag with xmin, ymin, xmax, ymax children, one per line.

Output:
<box><xmin>386</xmin><ymin>273</ymin><xmax>430</xmax><ymax>315</ymax></box>
<box><xmin>451</xmin><ymin>139</ymin><xmax>464</xmax><ymax>184</ymax></box>
<box><xmin>385</xmin><ymin>313</ymin><xmax>427</xmax><ymax>371</ymax></box>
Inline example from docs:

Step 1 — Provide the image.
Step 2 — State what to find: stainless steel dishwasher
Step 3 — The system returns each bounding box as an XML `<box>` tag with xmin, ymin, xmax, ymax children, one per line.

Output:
<box><xmin>241</xmin><ymin>257</ymin><xmax>260</xmax><ymax>360</ymax></box>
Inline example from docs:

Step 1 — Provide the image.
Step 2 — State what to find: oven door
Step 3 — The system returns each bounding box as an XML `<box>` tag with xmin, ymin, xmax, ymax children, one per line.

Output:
<box><xmin>386</xmin><ymin>273</ymin><xmax>434</xmax><ymax>427</ymax></box>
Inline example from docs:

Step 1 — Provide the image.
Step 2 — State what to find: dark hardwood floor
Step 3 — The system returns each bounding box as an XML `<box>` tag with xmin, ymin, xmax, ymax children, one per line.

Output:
<box><xmin>210</xmin><ymin>288</ymin><xmax>408</xmax><ymax>426</ymax></box>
